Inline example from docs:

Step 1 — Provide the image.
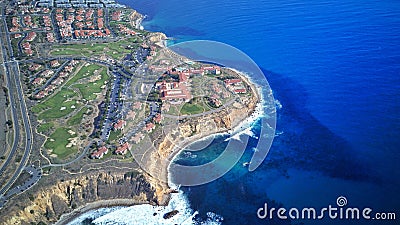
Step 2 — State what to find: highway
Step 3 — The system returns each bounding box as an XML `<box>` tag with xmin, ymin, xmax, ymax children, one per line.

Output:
<box><xmin>0</xmin><ymin>7</ymin><xmax>19</xmax><ymax>177</ymax></box>
<box><xmin>0</xmin><ymin>3</ymin><xmax>33</xmax><ymax>204</ymax></box>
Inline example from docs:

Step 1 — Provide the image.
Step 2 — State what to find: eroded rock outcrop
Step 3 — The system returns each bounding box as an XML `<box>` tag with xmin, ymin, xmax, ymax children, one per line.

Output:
<box><xmin>129</xmin><ymin>10</ymin><xmax>144</xmax><ymax>29</ymax></box>
<box><xmin>1</xmin><ymin>171</ymin><xmax>156</xmax><ymax>225</ymax></box>
<box><xmin>148</xmin><ymin>32</ymin><xmax>168</xmax><ymax>43</ymax></box>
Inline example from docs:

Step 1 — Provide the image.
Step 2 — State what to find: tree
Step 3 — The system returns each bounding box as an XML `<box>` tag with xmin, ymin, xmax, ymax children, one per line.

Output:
<box><xmin>6</xmin><ymin>120</ymin><xmax>12</xmax><ymax>128</ymax></box>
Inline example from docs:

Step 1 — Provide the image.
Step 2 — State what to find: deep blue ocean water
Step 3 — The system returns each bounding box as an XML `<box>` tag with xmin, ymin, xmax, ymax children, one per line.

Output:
<box><xmin>97</xmin><ymin>0</ymin><xmax>400</xmax><ymax>224</ymax></box>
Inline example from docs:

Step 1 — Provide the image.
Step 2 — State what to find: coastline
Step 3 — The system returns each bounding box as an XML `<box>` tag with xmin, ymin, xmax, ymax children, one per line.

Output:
<box><xmin>166</xmin><ymin>71</ymin><xmax>265</xmax><ymax>186</ymax></box>
<box><xmin>56</xmin><ymin>198</ymin><xmax>151</xmax><ymax>225</ymax></box>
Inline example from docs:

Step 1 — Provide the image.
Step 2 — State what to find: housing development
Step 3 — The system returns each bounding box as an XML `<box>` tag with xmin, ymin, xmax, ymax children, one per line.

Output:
<box><xmin>0</xmin><ymin>0</ymin><xmax>260</xmax><ymax>224</ymax></box>
<box><xmin>36</xmin><ymin>0</ymin><xmax>126</xmax><ymax>8</ymax></box>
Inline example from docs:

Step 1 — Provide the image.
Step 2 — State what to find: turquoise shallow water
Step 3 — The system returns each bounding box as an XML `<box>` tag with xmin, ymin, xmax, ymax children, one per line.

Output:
<box><xmin>72</xmin><ymin>0</ymin><xmax>400</xmax><ymax>224</ymax></box>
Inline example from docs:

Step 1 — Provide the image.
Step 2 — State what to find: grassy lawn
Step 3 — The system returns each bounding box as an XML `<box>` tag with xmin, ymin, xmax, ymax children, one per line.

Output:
<box><xmin>180</xmin><ymin>104</ymin><xmax>204</xmax><ymax>115</ymax></box>
<box><xmin>67</xmin><ymin>107</ymin><xmax>88</xmax><ymax>126</ymax></box>
<box><xmin>166</xmin><ymin>105</ymin><xmax>179</xmax><ymax>116</ymax></box>
<box><xmin>65</xmin><ymin>64</ymin><xmax>103</xmax><ymax>86</ymax></box>
<box><xmin>73</xmin><ymin>69</ymin><xmax>109</xmax><ymax>100</ymax></box>
<box><xmin>37</xmin><ymin>122</ymin><xmax>54</xmax><ymax>133</ymax></box>
<box><xmin>50</xmin><ymin>39</ymin><xmax>135</xmax><ymax>60</ymax></box>
<box><xmin>44</xmin><ymin>127</ymin><xmax>77</xmax><ymax>159</ymax></box>
<box><xmin>38</xmin><ymin>100</ymin><xmax>80</xmax><ymax>120</ymax></box>
<box><xmin>32</xmin><ymin>88</ymin><xmax>76</xmax><ymax>112</ymax></box>
<box><xmin>109</xmin><ymin>130</ymin><xmax>121</xmax><ymax>142</ymax></box>
<box><xmin>32</xmin><ymin>87</ymin><xmax>78</xmax><ymax>115</ymax></box>
<box><xmin>51</xmin><ymin>48</ymin><xmax>90</xmax><ymax>56</ymax></box>
<box><xmin>180</xmin><ymin>98</ymin><xmax>211</xmax><ymax>115</ymax></box>
<box><xmin>32</xmin><ymin>87</ymin><xmax>80</xmax><ymax>120</ymax></box>
<box><xmin>32</xmin><ymin>63</ymin><xmax>109</xmax><ymax>120</ymax></box>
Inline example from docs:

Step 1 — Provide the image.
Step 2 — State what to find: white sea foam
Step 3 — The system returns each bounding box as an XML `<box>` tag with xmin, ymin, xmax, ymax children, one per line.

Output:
<box><xmin>88</xmin><ymin>161</ymin><xmax>222</xmax><ymax>225</ymax></box>
<box><xmin>275</xmin><ymin>99</ymin><xmax>282</xmax><ymax>109</ymax></box>
<box><xmin>91</xmin><ymin>190</ymin><xmax>195</xmax><ymax>225</ymax></box>
<box><xmin>90</xmin><ymin>190</ymin><xmax>222</xmax><ymax>225</ymax></box>
<box><xmin>224</xmin><ymin>103</ymin><xmax>263</xmax><ymax>142</ymax></box>
<box><xmin>67</xmin><ymin>207</ymin><xmax>124</xmax><ymax>225</ymax></box>
<box><xmin>225</xmin><ymin>126</ymin><xmax>258</xmax><ymax>142</ymax></box>
<box><xmin>252</xmin><ymin>147</ymin><xmax>259</xmax><ymax>152</ymax></box>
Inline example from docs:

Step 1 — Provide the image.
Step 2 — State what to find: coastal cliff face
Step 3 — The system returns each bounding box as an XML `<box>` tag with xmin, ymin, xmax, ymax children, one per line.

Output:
<box><xmin>129</xmin><ymin>10</ymin><xmax>144</xmax><ymax>29</ymax></box>
<box><xmin>159</xmin><ymin>100</ymin><xmax>256</xmax><ymax>159</ymax></box>
<box><xmin>148</xmin><ymin>32</ymin><xmax>168</xmax><ymax>43</ymax></box>
<box><xmin>1</xmin><ymin>171</ymin><xmax>157</xmax><ymax>225</ymax></box>
<box><xmin>147</xmin><ymin>87</ymin><xmax>259</xmax><ymax>202</ymax></box>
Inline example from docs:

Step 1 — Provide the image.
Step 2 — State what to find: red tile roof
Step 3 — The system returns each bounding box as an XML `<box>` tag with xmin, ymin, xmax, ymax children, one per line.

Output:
<box><xmin>154</xmin><ymin>113</ymin><xmax>162</xmax><ymax>123</ymax></box>
<box><xmin>224</xmin><ymin>79</ymin><xmax>242</xmax><ymax>85</ymax></box>
<box><xmin>50</xmin><ymin>60</ymin><xmax>60</xmax><ymax>67</ymax></box>
<box><xmin>115</xmin><ymin>143</ymin><xmax>130</xmax><ymax>155</ymax></box>
<box><xmin>91</xmin><ymin>146</ymin><xmax>108</xmax><ymax>159</ymax></box>
<box><xmin>35</xmin><ymin>91</ymin><xmax>46</xmax><ymax>99</ymax></box>
<box><xmin>26</xmin><ymin>32</ymin><xmax>37</xmax><ymax>42</ymax></box>
<box><xmin>114</xmin><ymin>120</ymin><xmax>126</xmax><ymax>130</ymax></box>
<box><xmin>32</xmin><ymin>77</ymin><xmax>45</xmax><ymax>85</ymax></box>
<box><xmin>29</xmin><ymin>64</ymin><xmax>42</xmax><ymax>71</ymax></box>
<box><xmin>234</xmin><ymin>88</ymin><xmax>247</xmax><ymax>94</ymax></box>
<box><xmin>112</xmin><ymin>11</ymin><xmax>122</xmax><ymax>21</ymax></box>
<box><xmin>143</xmin><ymin>123</ymin><xmax>155</xmax><ymax>132</ymax></box>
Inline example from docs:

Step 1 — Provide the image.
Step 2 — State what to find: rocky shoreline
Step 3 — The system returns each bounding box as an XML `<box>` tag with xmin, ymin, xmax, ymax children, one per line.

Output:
<box><xmin>55</xmin><ymin>199</ymin><xmax>147</xmax><ymax>225</ymax></box>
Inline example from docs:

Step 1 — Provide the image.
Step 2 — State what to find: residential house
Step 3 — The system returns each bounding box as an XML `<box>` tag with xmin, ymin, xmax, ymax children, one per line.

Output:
<box><xmin>26</xmin><ymin>32</ymin><xmax>37</xmax><ymax>42</ymax></box>
<box><xmin>115</xmin><ymin>142</ymin><xmax>131</xmax><ymax>155</ymax></box>
<box><xmin>143</xmin><ymin>123</ymin><xmax>155</xmax><ymax>133</ymax></box>
<box><xmin>50</xmin><ymin>60</ymin><xmax>60</xmax><ymax>68</ymax></box>
<box><xmin>91</xmin><ymin>146</ymin><xmax>108</xmax><ymax>159</ymax></box>
<box><xmin>131</xmin><ymin>133</ymin><xmax>144</xmax><ymax>144</ymax></box>
<box><xmin>32</xmin><ymin>77</ymin><xmax>45</xmax><ymax>86</ymax></box>
<box><xmin>114</xmin><ymin>120</ymin><xmax>126</xmax><ymax>130</ymax></box>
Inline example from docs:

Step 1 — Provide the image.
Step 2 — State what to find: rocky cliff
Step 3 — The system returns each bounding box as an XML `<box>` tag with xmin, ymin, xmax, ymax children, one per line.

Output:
<box><xmin>1</xmin><ymin>170</ymin><xmax>157</xmax><ymax>225</ymax></box>
<box><xmin>129</xmin><ymin>10</ymin><xmax>144</xmax><ymax>29</ymax></box>
<box><xmin>148</xmin><ymin>32</ymin><xmax>168</xmax><ymax>44</ymax></box>
<box><xmin>158</xmin><ymin>98</ymin><xmax>257</xmax><ymax>159</ymax></box>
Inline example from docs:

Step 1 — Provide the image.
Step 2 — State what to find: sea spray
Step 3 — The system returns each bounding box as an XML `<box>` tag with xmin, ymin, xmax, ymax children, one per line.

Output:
<box><xmin>67</xmin><ymin>207</ymin><xmax>124</xmax><ymax>225</ymax></box>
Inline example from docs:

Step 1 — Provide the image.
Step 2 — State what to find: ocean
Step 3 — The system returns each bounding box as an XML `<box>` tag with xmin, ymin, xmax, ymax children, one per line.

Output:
<box><xmin>69</xmin><ymin>0</ymin><xmax>400</xmax><ymax>224</ymax></box>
